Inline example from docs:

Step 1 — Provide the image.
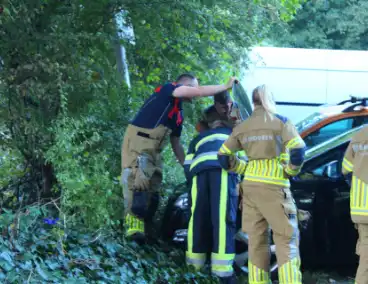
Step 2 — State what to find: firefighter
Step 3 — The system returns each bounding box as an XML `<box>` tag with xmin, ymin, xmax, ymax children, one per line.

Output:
<box><xmin>342</xmin><ymin>125</ymin><xmax>368</xmax><ymax>284</ymax></box>
<box><xmin>183</xmin><ymin>118</ymin><xmax>244</xmax><ymax>284</ymax></box>
<box><xmin>121</xmin><ymin>74</ymin><xmax>237</xmax><ymax>242</ymax></box>
<box><xmin>218</xmin><ymin>84</ymin><xmax>306</xmax><ymax>284</ymax></box>
<box><xmin>196</xmin><ymin>90</ymin><xmax>242</xmax><ymax>132</ymax></box>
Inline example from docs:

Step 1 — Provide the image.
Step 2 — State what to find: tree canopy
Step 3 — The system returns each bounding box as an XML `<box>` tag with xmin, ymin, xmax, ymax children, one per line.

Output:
<box><xmin>0</xmin><ymin>0</ymin><xmax>302</xmax><ymax>281</ymax></box>
<box><xmin>269</xmin><ymin>0</ymin><xmax>368</xmax><ymax>50</ymax></box>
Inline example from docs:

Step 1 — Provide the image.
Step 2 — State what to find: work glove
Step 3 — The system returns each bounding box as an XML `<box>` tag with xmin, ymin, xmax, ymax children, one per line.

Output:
<box><xmin>297</xmin><ymin>209</ymin><xmax>311</xmax><ymax>230</ymax></box>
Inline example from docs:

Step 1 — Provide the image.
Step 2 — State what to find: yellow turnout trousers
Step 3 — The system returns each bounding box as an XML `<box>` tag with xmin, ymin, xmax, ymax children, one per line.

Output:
<box><xmin>242</xmin><ymin>181</ymin><xmax>302</xmax><ymax>284</ymax></box>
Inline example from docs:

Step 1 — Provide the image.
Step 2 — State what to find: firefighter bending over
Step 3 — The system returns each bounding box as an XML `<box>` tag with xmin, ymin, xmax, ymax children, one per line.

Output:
<box><xmin>196</xmin><ymin>90</ymin><xmax>242</xmax><ymax>132</ymax></box>
<box><xmin>217</xmin><ymin>84</ymin><xmax>306</xmax><ymax>284</ymax></box>
<box><xmin>121</xmin><ymin>74</ymin><xmax>237</xmax><ymax>242</ymax></box>
<box><xmin>184</xmin><ymin>115</ymin><xmax>243</xmax><ymax>284</ymax></box>
<box><xmin>342</xmin><ymin>125</ymin><xmax>368</xmax><ymax>284</ymax></box>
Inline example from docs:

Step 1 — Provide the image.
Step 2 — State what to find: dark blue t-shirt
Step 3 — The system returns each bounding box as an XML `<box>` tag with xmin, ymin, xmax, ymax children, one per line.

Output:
<box><xmin>131</xmin><ymin>83</ymin><xmax>184</xmax><ymax>137</ymax></box>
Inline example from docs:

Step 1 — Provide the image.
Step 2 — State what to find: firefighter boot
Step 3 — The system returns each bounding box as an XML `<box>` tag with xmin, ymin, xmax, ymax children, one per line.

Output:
<box><xmin>125</xmin><ymin>213</ymin><xmax>146</xmax><ymax>244</ymax></box>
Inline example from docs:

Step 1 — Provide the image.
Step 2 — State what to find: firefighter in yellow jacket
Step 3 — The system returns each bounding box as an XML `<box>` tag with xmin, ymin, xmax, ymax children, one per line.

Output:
<box><xmin>217</xmin><ymin>84</ymin><xmax>306</xmax><ymax>284</ymax></box>
<box><xmin>342</xmin><ymin>125</ymin><xmax>368</xmax><ymax>284</ymax></box>
<box><xmin>121</xmin><ymin>74</ymin><xmax>237</xmax><ymax>242</ymax></box>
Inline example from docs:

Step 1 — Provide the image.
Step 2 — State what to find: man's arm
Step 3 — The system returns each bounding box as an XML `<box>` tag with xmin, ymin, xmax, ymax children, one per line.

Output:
<box><xmin>183</xmin><ymin>137</ymin><xmax>198</xmax><ymax>187</ymax></box>
<box><xmin>217</xmin><ymin>131</ymin><xmax>247</xmax><ymax>175</ymax></box>
<box><xmin>170</xmin><ymin>135</ymin><xmax>185</xmax><ymax>165</ymax></box>
<box><xmin>282</xmin><ymin>121</ymin><xmax>306</xmax><ymax>177</ymax></box>
<box><xmin>173</xmin><ymin>77</ymin><xmax>236</xmax><ymax>99</ymax></box>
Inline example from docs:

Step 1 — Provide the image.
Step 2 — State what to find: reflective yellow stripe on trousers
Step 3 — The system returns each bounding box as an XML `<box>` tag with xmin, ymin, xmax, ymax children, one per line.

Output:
<box><xmin>351</xmin><ymin>176</ymin><xmax>368</xmax><ymax>216</ymax></box>
<box><xmin>186</xmin><ymin>176</ymin><xmax>206</xmax><ymax>269</ymax></box>
<box><xmin>249</xmin><ymin>261</ymin><xmax>271</xmax><ymax>284</ymax></box>
<box><xmin>212</xmin><ymin>170</ymin><xmax>235</xmax><ymax>278</ymax></box>
<box><xmin>279</xmin><ymin>257</ymin><xmax>302</xmax><ymax>284</ymax></box>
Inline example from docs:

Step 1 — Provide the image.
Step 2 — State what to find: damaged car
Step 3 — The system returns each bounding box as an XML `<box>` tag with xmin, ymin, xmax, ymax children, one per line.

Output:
<box><xmin>161</xmin><ymin>125</ymin><xmax>362</xmax><ymax>279</ymax></box>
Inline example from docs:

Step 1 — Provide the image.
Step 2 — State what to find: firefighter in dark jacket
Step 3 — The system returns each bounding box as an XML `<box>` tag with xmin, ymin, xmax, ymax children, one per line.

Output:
<box><xmin>183</xmin><ymin>119</ymin><xmax>245</xmax><ymax>284</ymax></box>
<box><xmin>121</xmin><ymin>74</ymin><xmax>237</xmax><ymax>242</ymax></box>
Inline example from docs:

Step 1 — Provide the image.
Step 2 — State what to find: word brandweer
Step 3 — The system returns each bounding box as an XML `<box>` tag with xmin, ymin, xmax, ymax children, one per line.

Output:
<box><xmin>352</xmin><ymin>143</ymin><xmax>368</xmax><ymax>153</ymax></box>
<box><xmin>243</xmin><ymin>135</ymin><xmax>273</xmax><ymax>143</ymax></box>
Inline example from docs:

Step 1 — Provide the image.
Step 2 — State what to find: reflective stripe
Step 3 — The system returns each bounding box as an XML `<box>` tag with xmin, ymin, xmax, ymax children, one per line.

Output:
<box><xmin>278</xmin><ymin>257</ymin><xmax>302</xmax><ymax>284</ymax></box>
<box><xmin>219</xmin><ymin>144</ymin><xmax>232</xmax><ymax>154</ymax></box>
<box><xmin>186</xmin><ymin>251</ymin><xmax>206</xmax><ymax>269</ymax></box>
<box><xmin>195</xmin><ymin>134</ymin><xmax>229</xmax><ymax>151</ymax></box>
<box><xmin>279</xmin><ymin>153</ymin><xmax>290</xmax><ymax>163</ymax></box>
<box><xmin>248</xmin><ymin>261</ymin><xmax>271</xmax><ymax>284</ymax></box>
<box><xmin>244</xmin><ymin>174</ymin><xmax>290</xmax><ymax>187</ymax></box>
<box><xmin>286</xmin><ymin>136</ymin><xmax>304</xmax><ymax>149</ymax></box>
<box><xmin>285</xmin><ymin>165</ymin><xmax>300</xmax><ymax>176</ymax></box>
<box><xmin>211</xmin><ymin>269</ymin><xmax>233</xmax><ymax>278</ymax></box>
<box><xmin>219</xmin><ymin>170</ymin><xmax>228</xmax><ymax>254</ymax></box>
<box><xmin>125</xmin><ymin>213</ymin><xmax>144</xmax><ymax>236</ymax></box>
<box><xmin>211</xmin><ymin>252</ymin><xmax>234</xmax><ymax>277</ymax></box>
<box><xmin>244</xmin><ymin>159</ymin><xmax>290</xmax><ymax>186</ymax></box>
<box><xmin>210</xmin><ymin>172</ymin><xmax>235</xmax><ymax>278</ymax></box>
<box><xmin>235</xmin><ymin>160</ymin><xmax>247</xmax><ymax>174</ymax></box>
<box><xmin>238</xmin><ymin>150</ymin><xmax>246</xmax><ymax>157</ymax></box>
<box><xmin>342</xmin><ymin>157</ymin><xmax>353</xmax><ymax>173</ymax></box>
<box><xmin>184</xmin><ymin>154</ymin><xmax>194</xmax><ymax>166</ymax></box>
<box><xmin>187</xmin><ymin>176</ymin><xmax>198</xmax><ymax>256</ymax></box>
<box><xmin>189</xmin><ymin>151</ymin><xmax>218</xmax><ymax>170</ymax></box>
<box><xmin>351</xmin><ymin>176</ymin><xmax>368</xmax><ymax>217</ymax></box>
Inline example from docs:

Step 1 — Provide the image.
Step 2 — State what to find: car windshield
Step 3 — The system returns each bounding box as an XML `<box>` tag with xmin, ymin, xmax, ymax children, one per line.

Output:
<box><xmin>295</xmin><ymin>112</ymin><xmax>328</xmax><ymax>133</ymax></box>
<box><xmin>304</xmin><ymin>125</ymin><xmax>364</xmax><ymax>161</ymax></box>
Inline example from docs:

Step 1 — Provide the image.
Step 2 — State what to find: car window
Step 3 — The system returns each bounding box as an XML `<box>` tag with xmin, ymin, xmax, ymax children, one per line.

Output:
<box><xmin>304</xmin><ymin>118</ymin><xmax>354</xmax><ymax>148</ymax></box>
<box><xmin>354</xmin><ymin>115</ymin><xmax>368</xmax><ymax>127</ymax></box>
<box><xmin>295</xmin><ymin>112</ymin><xmax>327</xmax><ymax>133</ymax></box>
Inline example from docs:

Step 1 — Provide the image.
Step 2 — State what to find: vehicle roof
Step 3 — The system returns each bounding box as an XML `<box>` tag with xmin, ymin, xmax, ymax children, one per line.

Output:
<box><xmin>305</xmin><ymin>125</ymin><xmax>364</xmax><ymax>161</ymax></box>
<box><xmin>318</xmin><ymin>103</ymin><xmax>368</xmax><ymax>116</ymax></box>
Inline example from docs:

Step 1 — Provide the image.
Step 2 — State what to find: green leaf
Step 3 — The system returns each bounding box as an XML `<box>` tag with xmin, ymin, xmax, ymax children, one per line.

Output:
<box><xmin>35</xmin><ymin>261</ymin><xmax>50</xmax><ymax>280</ymax></box>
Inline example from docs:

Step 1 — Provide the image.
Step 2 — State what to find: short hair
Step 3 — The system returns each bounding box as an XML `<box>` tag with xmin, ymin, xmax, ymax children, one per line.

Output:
<box><xmin>214</xmin><ymin>90</ymin><xmax>231</xmax><ymax>104</ymax></box>
<box><xmin>176</xmin><ymin>73</ymin><xmax>196</xmax><ymax>82</ymax></box>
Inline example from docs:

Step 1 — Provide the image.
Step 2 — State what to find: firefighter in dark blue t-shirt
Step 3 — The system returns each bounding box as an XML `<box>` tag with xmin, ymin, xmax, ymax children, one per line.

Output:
<box><xmin>121</xmin><ymin>74</ymin><xmax>237</xmax><ymax>242</ymax></box>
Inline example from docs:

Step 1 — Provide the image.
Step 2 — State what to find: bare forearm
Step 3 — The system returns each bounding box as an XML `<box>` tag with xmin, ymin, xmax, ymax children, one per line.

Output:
<box><xmin>197</xmin><ymin>85</ymin><xmax>228</xmax><ymax>97</ymax></box>
<box><xmin>173</xmin><ymin>143</ymin><xmax>185</xmax><ymax>165</ymax></box>
<box><xmin>170</xmin><ymin>137</ymin><xmax>185</xmax><ymax>165</ymax></box>
<box><xmin>173</xmin><ymin>77</ymin><xmax>236</xmax><ymax>98</ymax></box>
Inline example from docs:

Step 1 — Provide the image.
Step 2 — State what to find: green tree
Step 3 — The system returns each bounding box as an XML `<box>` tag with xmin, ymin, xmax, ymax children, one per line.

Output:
<box><xmin>0</xmin><ymin>0</ymin><xmax>302</xmax><ymax>229</ymax></box>
<box><xmin>269</xmin><ymin>0</ymin><xmax>368</xmax><ymax>50</ymax></box>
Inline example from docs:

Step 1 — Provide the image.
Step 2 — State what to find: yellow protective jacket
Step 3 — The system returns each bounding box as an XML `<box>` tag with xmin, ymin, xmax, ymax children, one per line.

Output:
<box><xmin>342</xmin><ymin>125</ymin><xmax>368</xmax><ymax>224</ymax></box>
<box><xmin>217</xmin><ymin>106</ymin><xmax>306</xmax><ymax>187</ymax></box>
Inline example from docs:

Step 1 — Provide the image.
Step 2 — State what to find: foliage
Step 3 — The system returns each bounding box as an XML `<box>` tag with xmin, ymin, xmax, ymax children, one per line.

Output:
<box><xmin>0</xmin><ymin>0</ymin><xmax>302</xmax><ymax>229</ymax></box>
<box><xmin>0</xmin><ymin>204</ymin><xmax>218</xmax><ymax>283</ymax></box>
<box><xmin>268</xmin><ymin>0</ymin><xmax>368</xmax><ymax>50</ymax></box>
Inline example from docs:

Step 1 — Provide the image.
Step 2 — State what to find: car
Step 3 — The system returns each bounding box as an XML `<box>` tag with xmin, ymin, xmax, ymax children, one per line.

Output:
<box><xmin>161</xmin><ymin>125</ymin><xmax>364</xmax><ymax>279</ymax></box>
<box><xmin>292</xmin><ymin>96</ymin><xmax>368</xmax><ymax>148</ymax></box>
<box><xmin>199</xmin><ymin>90</ymin><xmax>368</xmax><ymax>149</ymax></box>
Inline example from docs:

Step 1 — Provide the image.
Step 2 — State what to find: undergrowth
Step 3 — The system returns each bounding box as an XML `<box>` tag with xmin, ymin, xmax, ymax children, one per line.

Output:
<box><xmin>0</xmin><ymin>202</ymin><xmax>217</xmax><ymax>283</ymax></box>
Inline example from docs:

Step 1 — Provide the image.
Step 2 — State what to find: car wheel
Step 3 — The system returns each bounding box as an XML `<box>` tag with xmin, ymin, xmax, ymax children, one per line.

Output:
<box><xmin>234</xmin><ymin>230</ymin><xmax>278</xmax><ymax>280</ymax></box>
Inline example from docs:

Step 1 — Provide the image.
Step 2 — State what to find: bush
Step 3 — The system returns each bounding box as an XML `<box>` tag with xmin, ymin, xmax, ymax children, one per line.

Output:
<box><xmin>0</xmin><ymin>202</ymin><xmax>219</xmax><ymax>283</ymax></box>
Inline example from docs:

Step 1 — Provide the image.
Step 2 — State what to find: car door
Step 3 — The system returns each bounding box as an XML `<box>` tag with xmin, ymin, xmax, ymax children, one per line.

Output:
<box><xmin>290</xmin><ymin>143</ymin><xmax>357</xmax><ymax>270</ymax></box>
